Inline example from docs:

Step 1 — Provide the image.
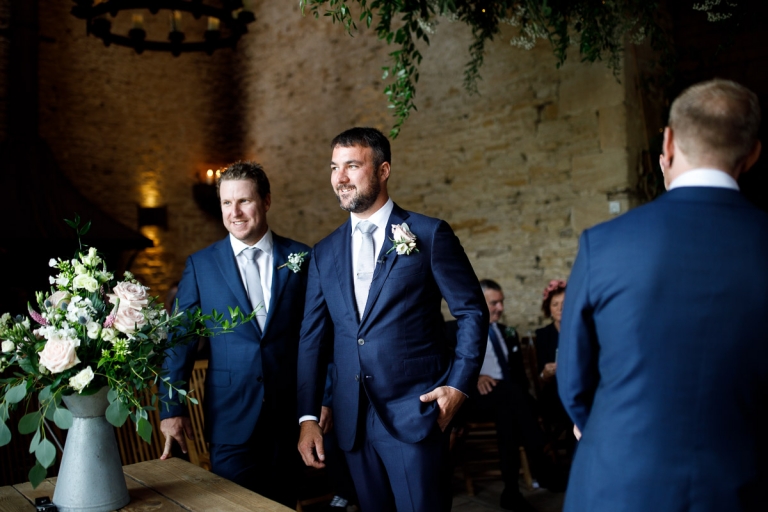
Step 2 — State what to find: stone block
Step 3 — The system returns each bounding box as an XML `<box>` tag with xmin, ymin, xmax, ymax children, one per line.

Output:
<box><xmin>559</xmin><ymin>61</ymin><xmax>625</xmax><ymax>117</ymax></box>
<box><xmin>599</xmin><ymin>105</ymin><xmax>628</xmax><ymax>150</ymax></box>
<box><xmin>572</xmin><ymin>149</ymin><xmax>631</xmax><ymax>192</ymax></box>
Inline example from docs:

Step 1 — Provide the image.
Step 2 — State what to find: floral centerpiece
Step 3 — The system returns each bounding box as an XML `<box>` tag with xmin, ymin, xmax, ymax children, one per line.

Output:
<box><xmin>0</xmin><ymin>218</ymin><xmax>254</xmax><ymax>487</ymax></box>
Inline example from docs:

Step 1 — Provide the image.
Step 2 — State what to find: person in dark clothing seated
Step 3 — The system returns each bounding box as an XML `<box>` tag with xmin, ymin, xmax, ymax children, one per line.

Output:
<box><xmin>447</xmin><ymin>279</ymin><xmax>564</xmax><ymax>512</ymax></box>
<box><xmin>534</xmin><ymin>280</ymin><xmax>575</xmax><ymax>453</ymax></box>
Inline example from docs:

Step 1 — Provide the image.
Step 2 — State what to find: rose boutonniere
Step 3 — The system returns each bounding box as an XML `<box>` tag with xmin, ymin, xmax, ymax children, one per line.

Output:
<box><xmin>277</xmin><ymin>251</ymin><xmax>309</xmax><ymax>273</ymax></box>
<box><xmin>504</xmin><ymin>326</ymin><xmax>517</xmax><ymax>339</ymax></box>
<box><xmin>386</xmin><ymin>223</ymin><xmax>419</xmax><ymax>255</ymax></box>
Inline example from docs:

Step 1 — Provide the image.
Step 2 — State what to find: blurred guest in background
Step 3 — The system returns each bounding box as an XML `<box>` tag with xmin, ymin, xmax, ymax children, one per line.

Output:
<box><xmin>534</xmin><ymin>280</ymin><xmax>574</xmax><ymax>453</ymax></box>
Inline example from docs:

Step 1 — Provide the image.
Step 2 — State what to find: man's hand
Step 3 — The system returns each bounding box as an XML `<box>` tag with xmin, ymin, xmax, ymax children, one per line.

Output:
<box><xmin>477</xmin><ymin>375</ymin><xmax>497</xmax><ymax>395</ymax></box>
<box><xmin>160</xmin><ymin>416</ymin><xmax>194</xmax><ymax>460</ymax></box>
<box><xmin>419</xmin><ymin>386</ymin><xmax>466</xmax><ymax>431</ymax></box>
<box><xmin>542</xmin><ymin>362</ymin><xmax>557</xmax><ymax>381</ymax></box>
<box><xmin>298</xmin><ymin>420</ymin><xmax>326</xmax><ymax>468</ymax></box>
<box><xmin>319</xmin><ymin>406</ymin><xmax>334</xmax><ymax>434</ymax></box>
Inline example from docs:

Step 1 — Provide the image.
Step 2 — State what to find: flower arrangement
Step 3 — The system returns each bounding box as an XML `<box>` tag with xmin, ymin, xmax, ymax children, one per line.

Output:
<box><xmin>277</xmin><ymin>251</ymin><xmax>309</xmax><ymax>273</ymax></box>
<box><xmin>386</xmin><ymin>223</ymin><xmax>418</xmax><ymax>255</ymax></box>
<box><xmin>0</xmin><ymin>217</ymin><xmax>255</xmax><ymax>487</ymax></box>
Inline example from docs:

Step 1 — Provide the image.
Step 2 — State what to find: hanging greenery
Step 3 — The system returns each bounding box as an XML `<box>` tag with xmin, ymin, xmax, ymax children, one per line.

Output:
<box><xmin>299</xmin><ymin>0</ymin><xmax>740</xmax><ymax>138</ymax></box>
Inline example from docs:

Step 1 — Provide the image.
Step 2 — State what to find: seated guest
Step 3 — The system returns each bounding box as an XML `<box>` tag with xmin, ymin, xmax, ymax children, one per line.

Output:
<box><xmin>447</xmin><ymin>279</ymin><xmax>563</xmax><ymax>512</ymax></box>
<box><xmin>535</xmin><ymin>280</ymin><xmax>575</xmax><ymax>452</ymax></box>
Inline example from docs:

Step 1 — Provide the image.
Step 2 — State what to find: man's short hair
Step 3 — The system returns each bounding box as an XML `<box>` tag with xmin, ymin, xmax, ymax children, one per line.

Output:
<box><xmin>217</xmin><ymin>161</ymin><xmax>270</xmax><ymax>200</ymax></box>
<box><xmin>669</xmin><ymin>79</ymin><xmax>761</xmax><ymax>170</ymax></box>
<box><xmin>479</xmin><ymin>279</ymin><xmax>502</xmax><ymax>293</ymax></box>
<box><xmin>331</xmin><ymin>127</ymin><xmax>392</xmax><ymax>172</ymax></box>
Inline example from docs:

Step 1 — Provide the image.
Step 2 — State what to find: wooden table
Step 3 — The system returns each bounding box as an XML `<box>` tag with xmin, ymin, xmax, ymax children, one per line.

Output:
<box><xmin>0</xmin><ymin>458</ymin><xmax>293</xmax><ymax>511</ymax></box>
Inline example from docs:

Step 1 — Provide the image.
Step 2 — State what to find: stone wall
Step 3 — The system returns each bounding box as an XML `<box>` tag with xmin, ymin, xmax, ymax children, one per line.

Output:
<box><xmin>24</xmin><ymin>2</ymin><xmax>646</xmax><ymax>330</ymax></box>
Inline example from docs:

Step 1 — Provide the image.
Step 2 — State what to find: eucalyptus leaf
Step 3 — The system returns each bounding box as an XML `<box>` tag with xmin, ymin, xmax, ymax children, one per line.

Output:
<box><xmin>28</xmin><ymin>462</ymin><xmax>47</xmax><ymax>489</ymax></box>
<box><xmin>53</xmin><ymin>407</ymin><xmax>73</xmax><ymax>430</ymax></box>
<box><xmin>105</xmin><ymin>399</ymin><xmax>130</xmax><ymax>427</ymax></box>
<box><xmin>38</xmin><ymin>386</ymin><xmax>52</xmax><ymax>403</ymax></box>
<box><xmin>29</xmin><ymin>429</ymin><xmax>41</xmax><ymax>454</ymax></box>
<box><xmin>0</xmin><ymin>421</ymin><xmax>11</xmax><ymax>447</ymax></box>
<box><xmin>107</xmin><ymin>388</ymin><xmax>118</xmax><ymax>403</ymax></box>
<box><xmin>5</xmin><ymin>381</ymin><xmax>27</xmax><ymax>404</ymax></box>
<box><xmin>18</xmin><ymin>412</ymin><xmax>41</xmax><ymax>435</ymax></box>
<box><xmin>35</xmin><ymin>438</ymin><xmax>56</xmax><ymax>468</ymax></box>
<box><xmin>137</xmin><ymin>416</ymin><xmax>152</xmax><ymax>444</ymax></box>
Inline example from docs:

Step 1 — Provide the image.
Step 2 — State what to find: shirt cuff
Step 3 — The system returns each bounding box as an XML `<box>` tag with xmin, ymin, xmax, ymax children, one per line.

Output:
<box><xmin>447</xmin><ymin>385</ymin><xmax>468</xmax><ymax>398</ymax></box>
<box><xmin>299</xmin><ymin>415</ymin><xmax>319</xmax><ymax>425</ymax></box>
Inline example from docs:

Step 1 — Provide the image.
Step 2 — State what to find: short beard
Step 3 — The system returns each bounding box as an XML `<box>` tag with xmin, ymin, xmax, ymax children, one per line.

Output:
<box><xmin>336</xmin><ymin>170</ymin><xmax>381</xmax><ymax>214</ymax></box>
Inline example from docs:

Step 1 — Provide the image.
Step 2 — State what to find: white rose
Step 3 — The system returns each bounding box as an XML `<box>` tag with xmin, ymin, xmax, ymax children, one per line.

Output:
<box><xmin>109</xmin><ymin>282</ymin><xmax>149</xmax><ymax>310</ymax></box>
<box><xmin>49</xmin><ymin>258</ymin><xmax>57</xmax><ymax>267</ymax></box>
<box><xmin>101</xmin><ymin>327</ymin><xmax>118</xmax><ymax>343</ymax></box>
<box><xmin>1</xmin><ymin>340</ymin><xmax>14</xmax><ymax>353</ymax></box>
<box><xmin>113</xmin><ymin>307</ymin><xmax>147</xmax><ymax>335</ymax></box>
<box><xmin>73</xmin><ymin>263</ymin><xmax>87</xmax><ymax>275</ymax></box>
<box><xmin>39</xmin><ymin>336</ymin><xmax>80</xmax><ymax>373</ymax></box>
<box><xmin>55</xmin><ymin>275</ymin><xmax>69</xmax><ymax>287</ymax></box>
<box><xmin>86</xmin><ymin>321</ymin><xmax>100</xmax><ymax>340</ymax></box>
<box><xmin>72</xmin><ymin>274</ymin><xmax>99</xmax><ymax>293</ymax></box>
<box><xmin>69</xmin><ymin>366</ymin><xmax>94</xmax><ymax>393</ymax></box>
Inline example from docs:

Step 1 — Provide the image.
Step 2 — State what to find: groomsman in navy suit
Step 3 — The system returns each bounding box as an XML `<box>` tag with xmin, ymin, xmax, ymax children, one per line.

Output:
<box><xmin>297</xmin><ymin>127</ymin><xmax>488</xmax><ymax>511</ymax></box>
<box><xmin>160</xmin><ymin>161</ymin><xmax>310</xmax><ymax>507</ymax></box>
<box><xmin>558</xmin><ymin>79</ymin><xmax>768</xmax><ymax>512</ymax></box>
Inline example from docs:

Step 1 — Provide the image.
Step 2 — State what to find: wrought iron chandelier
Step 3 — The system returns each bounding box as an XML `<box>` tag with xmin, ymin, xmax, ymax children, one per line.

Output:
<box><xmin>70</xmin><ymin>1</ymin><xmax>257</xmax><ymax>56</ymax></box>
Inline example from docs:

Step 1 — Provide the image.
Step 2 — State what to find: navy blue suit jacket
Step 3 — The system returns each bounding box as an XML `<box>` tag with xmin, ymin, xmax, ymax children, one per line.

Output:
<box><xmin>161</xmin><ymin>233</ymin><xmax>310</xmax><ymax>445</ymax></box>
<box><xmin>558</xmin><ymin>187</ymin><xmax>768</xmax><ymax>512</ymax></box>
<box><xmin>297</xmin><ymin>204</ymin><xmax>488</xmax><ymax>451</ymax></box>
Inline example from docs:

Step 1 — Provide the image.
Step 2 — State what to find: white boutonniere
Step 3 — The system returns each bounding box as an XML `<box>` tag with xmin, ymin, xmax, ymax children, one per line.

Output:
<box><xmin>277</xmin><ymin>251</ymin><xmax>309</xmax><ymax>273</ymax></box>
<box><xmin>386</xmin><ymin>223</ymin><xmax>419</xmax><ymax>255</ymax></box>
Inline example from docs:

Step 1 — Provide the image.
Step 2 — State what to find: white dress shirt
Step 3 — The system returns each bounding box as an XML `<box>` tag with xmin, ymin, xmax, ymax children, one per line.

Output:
<box><xmin>479</xmin><ymin>323</ymin><xmax>509</xmax><ymax>380</ymax></box>
<box><xmin>668</xmin><ymin>168</ymin><xmax>739</xmax><ymax>191</ymax></box>
<box><xmin>229</xmin><ymin>230</ymin><xmax>274</xmax><ymax>315</ymax></box>
<box><xmin>350</xmin><ymin>198</ymin><xmax>395</xmax><ymax>273</ymax></box>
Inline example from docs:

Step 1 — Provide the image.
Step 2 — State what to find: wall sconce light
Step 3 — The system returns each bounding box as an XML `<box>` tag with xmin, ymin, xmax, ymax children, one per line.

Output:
<box><xmin>193</xmin><ymin>166</ymin><xmax>224</xmax><ymax>219</ymax></box>
<box><xmin>137</xmin><ymin>205</ymin><xmax>168</xmax><ymax>229</ymax></box>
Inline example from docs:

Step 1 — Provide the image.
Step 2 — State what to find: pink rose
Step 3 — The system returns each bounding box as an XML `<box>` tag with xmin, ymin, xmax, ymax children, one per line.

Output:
<box><xmin>391</xmin><ymin>223</ymin><xmax>416</xmax><ymax>243</ymax></box>
<box><xmin>39</xmin><ymin>336</ymin><xmax>80</xmax><ymax>374</ymax></box>
<box><xmin>113</xmin><ymin>306</ymin><xmax>147</xmax><ymax>335</ymax></box>
<box><xmin>48</xmin><ymin>291</ymin><xmax>71</xmax><ymax>309</ymax></box>
<box><xmin>108</xmin><ymin>282</ymin><xmax>149</xmax><ymax>310</ymax></box>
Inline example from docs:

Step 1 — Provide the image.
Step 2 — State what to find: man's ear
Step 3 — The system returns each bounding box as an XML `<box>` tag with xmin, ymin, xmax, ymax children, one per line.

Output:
<box><xmin>739</xmin><ymin>140</ymin><xmax>762</xmax><ymax>177</ymax></box>
<box><xmin>379</xmin><ymin>161</ymin><xmax>391</xmax><ymax>182</ymax></box>
<box><xmin>661</xmin><ymin>126</ymin><xmax>675</xmax><ymax>169</ymax></box>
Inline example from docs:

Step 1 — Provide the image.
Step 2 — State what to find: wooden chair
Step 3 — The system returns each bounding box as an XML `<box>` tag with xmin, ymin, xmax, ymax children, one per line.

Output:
<box><xmin>113</xmin><ymin>359</ymin><xmax>210</xmax><ymax>470</ymax></box>
<box><xmin>456</xmin><ymin>421</ymin><xmax>534</xmax><ymax>496</ymax></box>
<box><xmin>186</xmin><ymin>359</ymin><xmax>210</xmax><ymax>470</ymax></box>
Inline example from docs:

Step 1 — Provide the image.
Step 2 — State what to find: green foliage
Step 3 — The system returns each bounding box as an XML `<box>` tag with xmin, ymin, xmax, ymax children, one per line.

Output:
<box><xmin>299</xmin><ymin>0</ymin><xmax>673</xmax><ymax>137</ymax></box>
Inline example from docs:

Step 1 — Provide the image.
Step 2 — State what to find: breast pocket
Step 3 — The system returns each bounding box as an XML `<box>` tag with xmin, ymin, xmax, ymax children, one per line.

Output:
<box><xmin>388</xmin><ymin>256</ymin><xmax>423</xmax><ymax>278</ymax></box>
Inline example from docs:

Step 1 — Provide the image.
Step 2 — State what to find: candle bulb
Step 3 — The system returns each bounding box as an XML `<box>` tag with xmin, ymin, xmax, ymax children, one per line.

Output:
<box><xmin>132</xmin><ymin>14</ymin><xmax>144</xmax><ymax>30</ymax></box>
<box><xmin>207</xmin><ymin>17</ymin><xmax>220</xmax><ymax>31</ymax></box>
<box><xmin>206</xmin><ymin>169</ymin><xmax>215</xmax><ymax>185</ymax></box>
<box><xmin>170</xmin><ymin>10</ymin><xmax>182</xmax><ymax>32</ymax></box>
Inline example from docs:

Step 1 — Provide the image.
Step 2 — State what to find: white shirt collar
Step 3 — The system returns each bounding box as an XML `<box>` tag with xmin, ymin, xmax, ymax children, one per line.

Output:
<box><xmin>668</xmin><ymin>168</ymin><xmax>739</xmax><ymax>191</ymax></box>
<box><xmin>229</xmin><ymin>229</ymin><xmax>274</xmax><ymax>256</ymax></box>
<box><xmin>350</xmin><ymin>198</ymin><xmax>394</xmax><ymax>235</ymax></box>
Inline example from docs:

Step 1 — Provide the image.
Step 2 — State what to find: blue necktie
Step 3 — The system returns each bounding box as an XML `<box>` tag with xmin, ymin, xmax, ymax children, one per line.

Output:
<box><xmin>488</xmin><ymin>325</ymin><xmax>513</xmax><ymax>383</ymax></box>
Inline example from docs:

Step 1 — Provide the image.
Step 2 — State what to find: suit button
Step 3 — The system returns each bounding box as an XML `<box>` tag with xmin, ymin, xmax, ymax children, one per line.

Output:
<box><xmin>256</xmin><ymin>376</ymin><xmax>263</xmax><ymax>383</ymax></box>
<box><xmin>357</xmin><ymin>338</ymin><xmax>365</xmax><ymax>346</ymax></box>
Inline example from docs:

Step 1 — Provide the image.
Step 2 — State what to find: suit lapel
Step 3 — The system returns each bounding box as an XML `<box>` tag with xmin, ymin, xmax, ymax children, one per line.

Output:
<box><xmin>265</xmin><ymin>234</ymin><xmax>291</xmax><ymax>335</ymax></box>
<box><xmin>332</xmin><ymin>221</ymin><xmax>359</xmax><ymax>323</ymax></box>
<box><xmin>213</xmin><ymin>238</ymin><xmax>254</xmax><ymax>318</ymax></box>
<box><xmin>360</xmin><ymin>204</ymin><xmax>410</xmax><ymax>325</ymax></box>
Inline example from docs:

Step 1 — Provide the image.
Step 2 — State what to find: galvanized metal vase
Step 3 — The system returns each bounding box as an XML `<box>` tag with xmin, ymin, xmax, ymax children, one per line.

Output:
<box><xmin>53</xmin><ymin>387</ymin><xmax>131</xmax><ymax>512</ymax></box>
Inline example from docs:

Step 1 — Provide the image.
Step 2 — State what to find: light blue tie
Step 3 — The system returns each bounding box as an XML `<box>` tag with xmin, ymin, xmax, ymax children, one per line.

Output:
<box><xmin>354</xmin><ymin>221</ymin><xmax>377</xmax><ymax>320</ymax></box>
<box><xmin>243</xmin><ymin>247</ymin><xmax>266</xmax><ymax>331</ymax></box>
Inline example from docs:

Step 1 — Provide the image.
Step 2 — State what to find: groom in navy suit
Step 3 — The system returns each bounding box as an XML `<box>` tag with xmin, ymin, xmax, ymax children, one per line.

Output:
<box><xmin>297</xmin><ymin>127</ymin><xmax>488</xmax><ymax>511</ymax></box>
<box><xmin>558</xmin><ymin>79</ymin><xmax>768</xmax><ymax>512</ymax></box>
<box><xmin>160</xmin><ymin>161</ymin><xmax>310</xmax><ymax>507</ymax></box>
